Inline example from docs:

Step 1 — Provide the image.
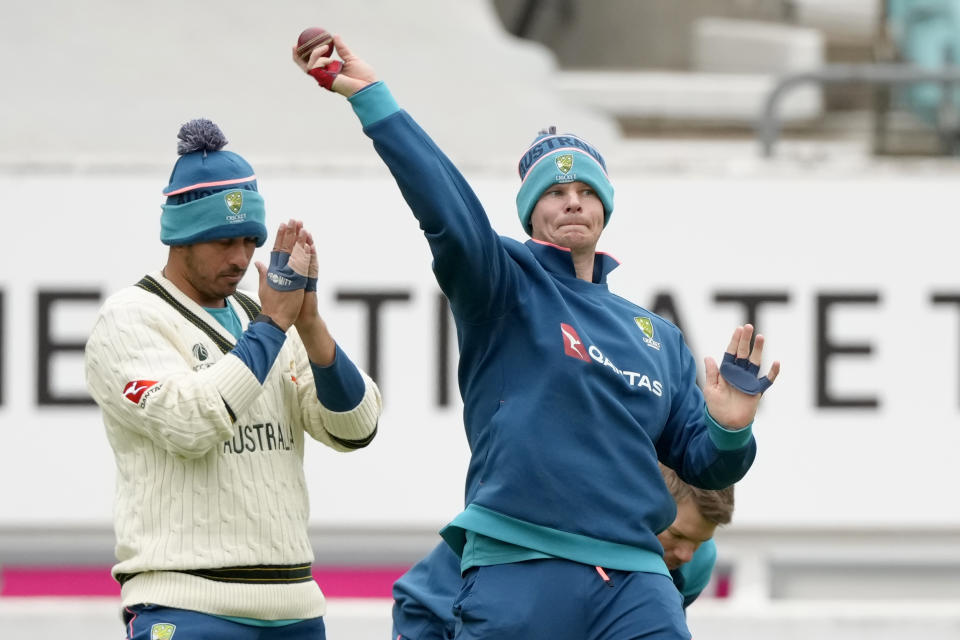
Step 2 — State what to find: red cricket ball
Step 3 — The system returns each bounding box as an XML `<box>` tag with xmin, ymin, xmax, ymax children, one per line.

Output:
<box><xmin>296</xmin><ymin>27</ymin><xmax>334</xmax><ymax>63</ymax></box>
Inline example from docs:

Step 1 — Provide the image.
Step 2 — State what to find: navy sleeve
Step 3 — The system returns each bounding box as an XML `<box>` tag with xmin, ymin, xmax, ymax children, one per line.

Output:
<box><xmin>230</xmin><ymin>321</ymin><xmax>286</xmax><ymax>384</ymax></box>
<box><xmin>656</xmin><ymin>332</ymin><xmax>756</xmax><ymax>490</ymax></box>
<box><xmin>351</xmin><ymin>82</ymin><xmax>523</xmax><ymax>322</ymax></box>
<box><xmin>309</xmin><ymin>343</ymin><xmax>367</xmax><ymax>412</ymax></box>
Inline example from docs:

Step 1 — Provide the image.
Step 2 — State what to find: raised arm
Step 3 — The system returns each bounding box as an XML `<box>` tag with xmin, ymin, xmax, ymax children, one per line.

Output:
<box><xmin>291</xmin><ymin>34</ymin><xmax>522</xmax><ymax>321</ymax></box>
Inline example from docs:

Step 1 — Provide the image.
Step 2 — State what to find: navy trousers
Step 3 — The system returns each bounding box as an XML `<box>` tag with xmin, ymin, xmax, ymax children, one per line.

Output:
<box><xmin>123</xmin><ymin>604</ymin><xmax>326</xmax><ymax>640</ymax></box>
<box><xmin>452</xmin><ymin>560</ymin><xmax>690</xmax><ymax>640</ymax></box>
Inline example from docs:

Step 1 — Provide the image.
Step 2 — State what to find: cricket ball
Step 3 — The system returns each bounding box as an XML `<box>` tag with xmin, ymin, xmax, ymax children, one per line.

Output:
<box><xmin>296</xmin><ymin>27</ymin><xmax>334</xmax><ymax>63</ymax></box>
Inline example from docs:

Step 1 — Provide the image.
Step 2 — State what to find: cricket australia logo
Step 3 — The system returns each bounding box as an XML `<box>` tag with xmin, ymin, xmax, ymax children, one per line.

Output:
<box><xmin>150</xmin><ymin>622</ymin><xmax>176</xmax><ymax>640</ymax></box>
<box><xmin>634</xmin><ymin>316</ymin><xmax>661</xmax><ymax>351</ymax></box>
<box><xmin>554</xmin><ymin>154</ymin><xmax>576</xmax><ymax>182</ymax></box>
<box><xmin>224</xmin><ymin>190</ymin><xmax>246</xmax><ymax>222</ymax></box>
<box><xmin>225</xmin><ymin>190</ymin><xmax>243</xmax><ymax>213</ymax></box>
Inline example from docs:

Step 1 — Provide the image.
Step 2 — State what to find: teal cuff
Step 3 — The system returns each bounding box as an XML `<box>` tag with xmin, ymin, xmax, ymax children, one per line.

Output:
<box><xmin>349</xmin><ymin>81</ymin><xmax>400</xmax><ymax>127</ymax></box>
<box><xmin>705</xmin><ymin>407</ymin><xmax>753</xmax><ymax>451</ymax></box>
<box><xmin>161</xmin><ymin>189</ymin><xmax>267</xmax><ymax>247</ymax></box>
<box><xmin>441</xmin><ymin>504</ymin><xmax>669</xmax><ymax>575</ymax></box>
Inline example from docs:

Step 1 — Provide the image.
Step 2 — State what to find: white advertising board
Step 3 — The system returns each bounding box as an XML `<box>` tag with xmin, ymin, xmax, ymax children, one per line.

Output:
<box><xmin>0</xmin><ymin>171</ymin><xmax>957</xmax><ymax>529</ymax></box>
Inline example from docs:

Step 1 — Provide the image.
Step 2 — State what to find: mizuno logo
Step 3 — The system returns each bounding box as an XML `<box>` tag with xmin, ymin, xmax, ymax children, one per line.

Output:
<box><xmin>123</xmin><ymin>380</ymin><xmax>159</xmax><ymax>405</ymax></box>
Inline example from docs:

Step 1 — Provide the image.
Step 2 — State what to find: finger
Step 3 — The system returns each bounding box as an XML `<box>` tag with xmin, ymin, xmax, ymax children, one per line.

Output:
<box><xmin>737</xmin><ymin>324</ymin><xmax>754</xmax><ymax>360</ymax></box>
<box><xmin>725</xmin><ymin>326</ymin><xmax>742</xmax><ymax>356</ymax></box>
<box><xmin>288</xmin><ymin>228</ymin><xmax>312</xmax><ymax>276</ymax></box>
<box><xmin>279</xmin><ymin>222</ymin><xmax>296</xmax><ymax>253</ymax></box>
<box><xmin>291</xmin><ymin>45</ymin><xmax>308</xmax><ymax>71</ymax></box>
<box><xmin>766</xmin><ymin>360</ymin><xmax>781</xmax><ymax>384</ymax></box>
<box><xmin>279</xmin><ymin>221</ymin><xmax>297</xmax><ymax>254</ymax></box>
<box><xmin>307</xmin><ymin>46</ymin><xmax>333</xmax><ymax>70</ymax></box>
<box><xmin>333</xmin><ymin>34</ymin><xmax>351</xmax><ymax>60</ymax></box>
<box><xmin>272</xmin><ymin>223</ymin><xmax>287</xmax><ymax>252</ymax></box>
<box><xmin>749</xmin><ymin>334</ymin><xmax>765</xmax><ymax>367</ymax></box>
<box><xmin>307</xmin><ymin>243</ymin><xmax>319</xmax><ymax>279</ymax></box>
<box><xmin>255</xmin><ymin>261</ymin><xmax>267</xmax><ymax>281</ymax></box>
<box><xmin>704</xmin><ymin>356</ymin><xmax>719</xmax><ymax>387</ymax></box>
<box><xmin>309</xmin><ymin>43</ymin><xmax>331</xmax><ymax>59</ymax></box>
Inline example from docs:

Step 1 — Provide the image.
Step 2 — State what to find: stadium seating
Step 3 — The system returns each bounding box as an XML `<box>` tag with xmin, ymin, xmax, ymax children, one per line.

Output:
<box><xmin>884</xmin><ymin>0</ymin><xmax>960</xmax><ymax>142</ymax></box>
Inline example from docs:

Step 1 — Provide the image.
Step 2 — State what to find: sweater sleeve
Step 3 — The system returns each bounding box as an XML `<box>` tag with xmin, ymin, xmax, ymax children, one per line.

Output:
<box><xmin>84</xmin><ymin>296</ymin><xmax>262</xmax><ymax>459</ymax></box>
<box><xmin>655</xmin><ymin>331</ymin><xmax>757</xmax><ymax>490</ymax></box>
<box><xmin>349</xmin><ymin>82</ymin><xmax>523</xmax><ymax>322</ymax></box>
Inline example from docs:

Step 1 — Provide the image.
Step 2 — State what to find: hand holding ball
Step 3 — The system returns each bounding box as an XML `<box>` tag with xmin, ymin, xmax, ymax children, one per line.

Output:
<box><xmin>296</xmin><ymin>27</ymin><xmax>342</xmax><ymax>91</ymax></box>
<box><xmin>296</xmin><ymin>27</ymin><xmax>334</xmax><ymax>62</ymax></box>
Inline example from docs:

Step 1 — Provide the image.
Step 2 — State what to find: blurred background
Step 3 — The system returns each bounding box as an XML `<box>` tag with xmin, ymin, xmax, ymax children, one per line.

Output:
<box><xmin>1</xmin><ymin>0</ymin><xmax>959</xmax><ymax>638</ymax></box>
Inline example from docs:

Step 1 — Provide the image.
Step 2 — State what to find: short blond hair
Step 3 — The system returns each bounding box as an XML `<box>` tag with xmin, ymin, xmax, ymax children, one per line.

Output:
<box><xmin>659</xmin><ymin>464</ymin><xmax>734</xmax><ymax>526</ymax></box>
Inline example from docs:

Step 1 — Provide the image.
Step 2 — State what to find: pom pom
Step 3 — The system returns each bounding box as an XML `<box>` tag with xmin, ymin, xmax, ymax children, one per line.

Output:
<box><xmin>176</xmin><ymin>118</ymin><xmax>228</xmax><ymax>156</ymax></box>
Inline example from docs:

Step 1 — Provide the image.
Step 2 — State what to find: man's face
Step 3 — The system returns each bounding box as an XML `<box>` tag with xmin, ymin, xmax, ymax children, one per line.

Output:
<box><xmin>529</xmin><ymin>181</ymin><xmax>604</xmax><ymax>253</ymax></box>
<box><xmin>179</xmin><ymin>237</ymin><xmax>257</xmax><ymax>306</ymax></box>
<box><xmin>658</xmin><ymin>498</ymin><xmax>717</xmax><ymax>570</ymax></box>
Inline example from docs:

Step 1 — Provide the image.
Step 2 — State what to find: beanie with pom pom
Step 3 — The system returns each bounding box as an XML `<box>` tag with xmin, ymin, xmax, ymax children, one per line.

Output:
<box><xmin>515</xmin><ymin>126</ymin><xmax>614</xmax><ymax>235</ymax></box>
<box><xmin>160</xmin><ymin>118</ymin><xmax>268</xmax><ymax>247</ymax></box>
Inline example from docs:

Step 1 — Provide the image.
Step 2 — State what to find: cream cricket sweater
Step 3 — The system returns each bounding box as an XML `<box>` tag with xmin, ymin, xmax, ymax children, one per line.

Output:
<box><xmin>84</xmin><ymin>271</ymin><xmax>382</xmax><ymax>620</ymax></box>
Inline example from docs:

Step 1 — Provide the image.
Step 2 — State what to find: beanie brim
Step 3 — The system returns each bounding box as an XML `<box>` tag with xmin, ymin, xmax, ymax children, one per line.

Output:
<box><xmin>161</xmin><ymin>190</ymin><xmax>268</xmax><ymax>247</ymax></box>
<box><xmin>515</xmin><ymin>147</ymin><xmax>614</xmax><ymax>235</ymax></box>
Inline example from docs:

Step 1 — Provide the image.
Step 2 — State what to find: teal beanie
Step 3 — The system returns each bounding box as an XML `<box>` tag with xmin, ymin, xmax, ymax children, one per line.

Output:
<box><xmin>160</xmin><ymin>119</ymin><xmax>268</xmax><ymax>247</ymax></box>
<box><xmin>515</xmin><ymin>127</ymin><xmax>614</xmax><ymax>235</ymax></box>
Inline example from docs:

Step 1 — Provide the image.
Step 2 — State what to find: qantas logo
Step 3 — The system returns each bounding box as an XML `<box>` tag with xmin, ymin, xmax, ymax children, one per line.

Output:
<box><xmin>560</xmin><ymin>323</ymin><xmax>590</xmax><ymax>361</ymax></box>
<box><xmin>123</xmin><ymin>380</ymin><xmax>159</xmax><ymax>405</ymax></box>
<box><xmin>559</xmin><ymin>323</ymin><xmax>664</xmax><ymax>396</ymax></box>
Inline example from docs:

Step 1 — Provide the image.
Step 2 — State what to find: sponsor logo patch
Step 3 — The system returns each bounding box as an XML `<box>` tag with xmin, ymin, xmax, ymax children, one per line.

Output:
<box><xmin>267</xmin><ymin>272</ymin><xmax>292</xmax><ymax>287</ymax></box>
<box><xmin>151</xmin><ymin>623</ymin><xmax>176</xmax><ymax>640</ymax></box>
<box><xmin>122</xmin><ymin>380</ymin><xmax>158</xmax><ymax>404</ymax></box>
<box><xmin>560</xmin><ymin>323</ymin><xmax>590</xmax><ymax>361</ymax></box>
<box><xmin>555</xmin><ymin>154</ymin><xmax>574</xmax><ymax>174</ymax></box>
<box><xmin>225</xmin><ymin>190</ymin><xmax>247</xmax><ymax>223</ymax></box>
<box><xmin>192</xmin><ymin>343</ymin><xmax>209</xmax><ymax>361</ymax></box>
<box><xmin>560</xmin><ymin>321</ymin><xmax>664</xmax><ymax>396</ymax></box>
<box><xmin>224</xmin><ymin>190</ymin><xmax>243</xmax><ymax>214</ymax></box>
<box><xmin>634</xmin><ymin>316</ymin><xmax>661</xmax><ymax>351</ymax></box>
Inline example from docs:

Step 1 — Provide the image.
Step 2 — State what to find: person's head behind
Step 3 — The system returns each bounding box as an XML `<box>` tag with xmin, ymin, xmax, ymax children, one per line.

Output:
<box><xmin>160</xmin><ymin>119</ymin><xmax>268</xmax><ymax>305</ymax></box>
<box><xmin>658</xmin><ymin>464</ymin><xmax>734</xmax><ymax>570</ymax></box>
<box><xmin>515</xmin><ymin>127</ymin><xmax>615</xmax><ymax>252</ymax></box>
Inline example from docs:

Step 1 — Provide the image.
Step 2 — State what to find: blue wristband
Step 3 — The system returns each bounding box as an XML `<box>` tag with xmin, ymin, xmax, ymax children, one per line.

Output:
<box><xmin>719</xmin><ymin>352</ymin><xmax>773</xmax><ymax>395</ymax></box>
<box><xmin>266</xmin><ymin>250</ymin><xmax>308</xmax><ymax>291</ymax></box>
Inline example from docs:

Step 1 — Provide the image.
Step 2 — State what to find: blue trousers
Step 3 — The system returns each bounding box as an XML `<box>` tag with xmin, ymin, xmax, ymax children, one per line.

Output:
<box><xmin>123</xmin><ymin>604</ymin><xmax>326</xmax><ymax>640</ymax></box>
<box><xmin>452</xmin><ymin>560</ymin><xmax>690</xmax><ymax>640</ymax></box>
